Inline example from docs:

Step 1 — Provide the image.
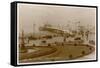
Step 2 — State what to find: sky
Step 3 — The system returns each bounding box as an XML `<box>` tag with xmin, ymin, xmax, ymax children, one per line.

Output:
<box><xmin>17</xmin><ymin>3</ymin><xmax>96</xmax><ymax>34</ymax></box>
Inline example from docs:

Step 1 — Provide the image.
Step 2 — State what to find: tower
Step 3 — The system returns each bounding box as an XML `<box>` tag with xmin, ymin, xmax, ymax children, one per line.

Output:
<box><xmin>20</xmin><ymin>30</ymin><xmax>25</xmax><ymax>49</ymax></box>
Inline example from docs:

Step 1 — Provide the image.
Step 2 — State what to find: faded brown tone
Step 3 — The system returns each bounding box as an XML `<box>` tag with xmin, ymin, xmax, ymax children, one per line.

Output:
<box><xmin>17</xmin><ymin>3</ymin><xmax>96</xmax><ymax>64</ymax></box>
<box><xmin>17</xmin><ymin>3</ymin><xmax>96</xmax><ymax>34</ymax></box>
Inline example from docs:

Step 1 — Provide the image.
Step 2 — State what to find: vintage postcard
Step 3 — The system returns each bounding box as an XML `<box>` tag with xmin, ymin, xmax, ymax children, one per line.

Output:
<box><xmin>11</xmin><ymin>1</ymin><xmax>97</xmax><ymax>66</ymax></box>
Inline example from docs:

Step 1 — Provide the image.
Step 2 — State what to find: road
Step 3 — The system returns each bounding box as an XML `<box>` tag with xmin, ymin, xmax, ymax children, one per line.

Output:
<box><xmin>19</xmin><ymin>43</ymin><xmax>95</xmax><ymax>63</ymax></box>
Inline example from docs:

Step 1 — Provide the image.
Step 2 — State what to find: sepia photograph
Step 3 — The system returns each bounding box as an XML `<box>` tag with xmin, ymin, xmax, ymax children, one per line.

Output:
<box><xmin>15</xmin><ymin>2</ymin><xmax>97</xmax><ymax>65</ymax></box>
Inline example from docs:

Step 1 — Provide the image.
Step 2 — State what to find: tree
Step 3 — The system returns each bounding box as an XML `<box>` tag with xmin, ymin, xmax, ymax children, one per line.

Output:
<box><xmin>85</xmin><ymin>30</ymin><xmax>89</xmax><ymax>40</ymax></box>
<box><xmin>63</xmin><ymin>33</ymin><xmax>69</xmax><ymax>42</ymax></box>
<box><xmin>41</xmin><ymin>40</ymin><xmax>46</xmax><ymax>43</ymax></box>
<box><xmin>78</xmin><ymin>26</ymin><xmax>85</xmax><ymax>38</ymax></box>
